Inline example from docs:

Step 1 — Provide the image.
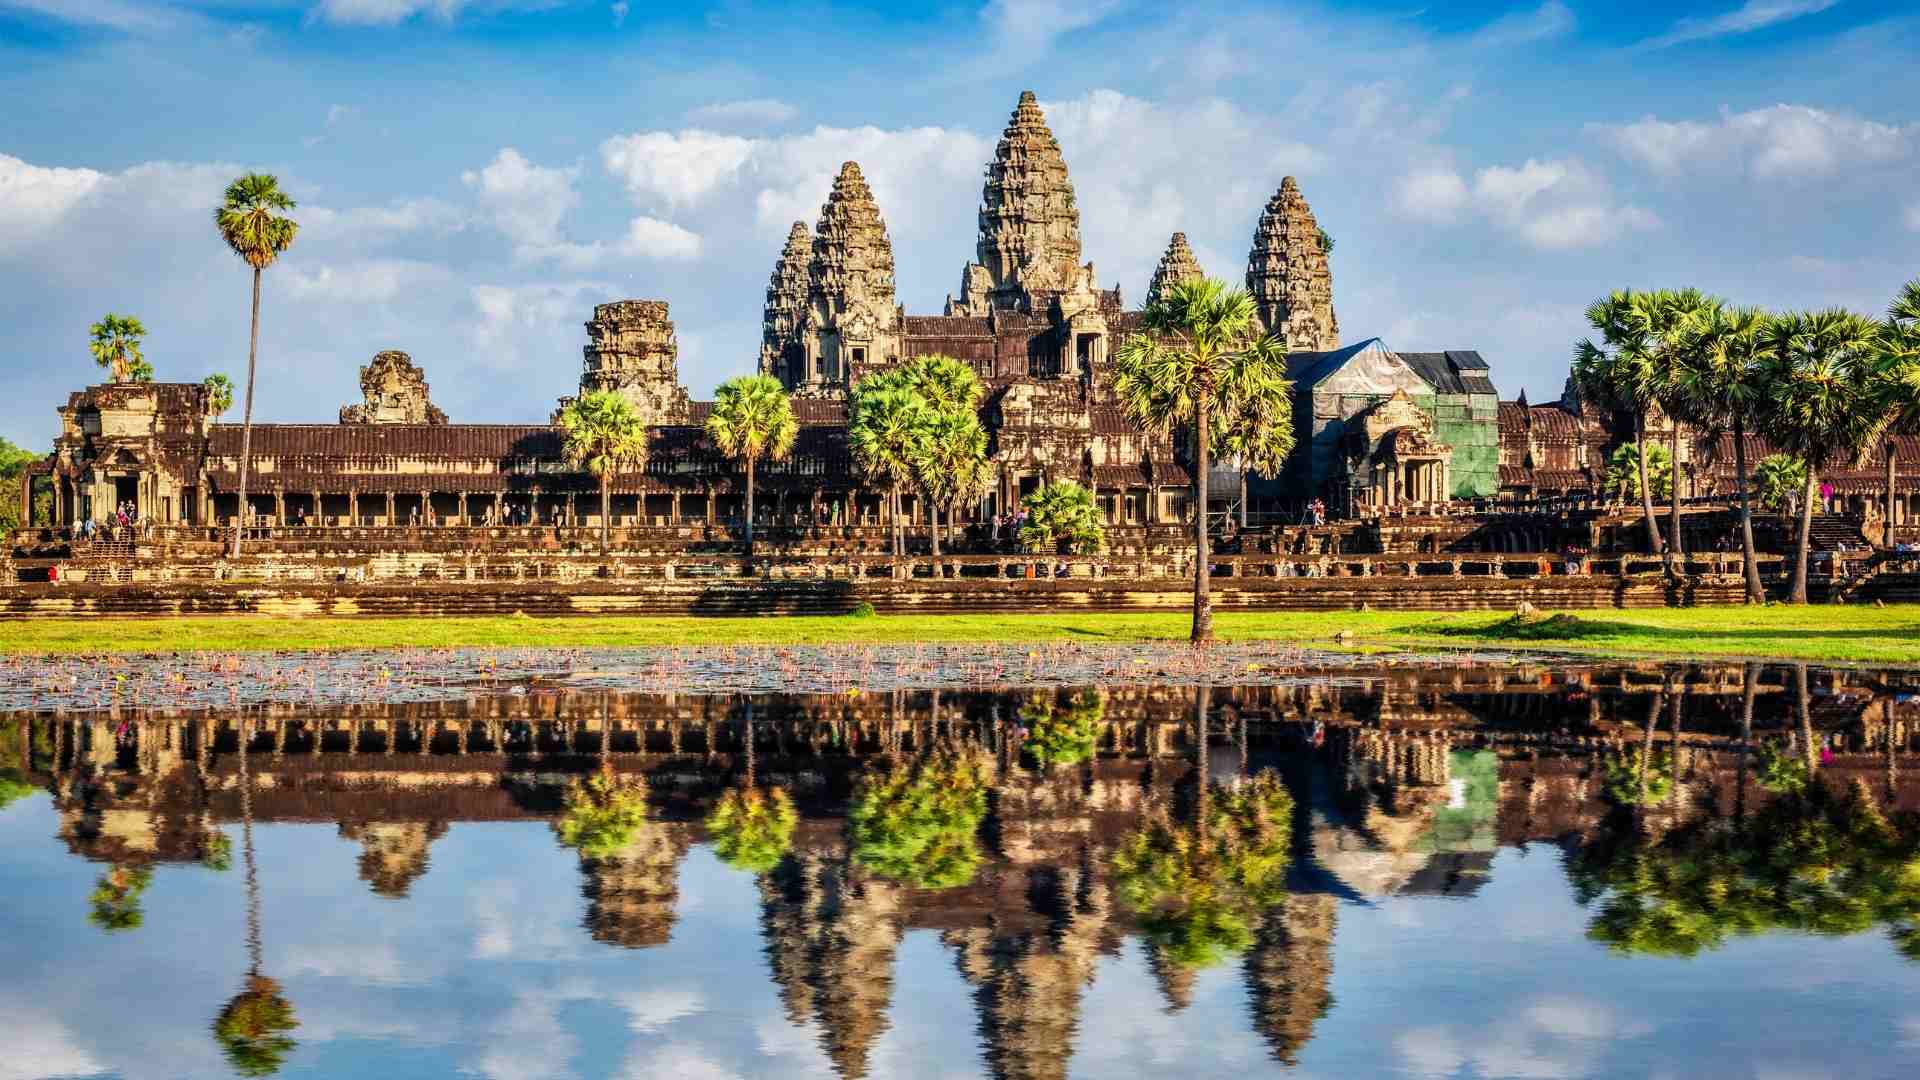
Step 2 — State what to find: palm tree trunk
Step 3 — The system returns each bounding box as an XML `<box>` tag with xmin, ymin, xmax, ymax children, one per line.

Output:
<box><xmin>599</xmin><ymin>472</ymin><xmax>611</xmax><ymax>558</ymax></box>
<box><xmin>744</xmin><ymin>456</ymin><xmax>755</xmax><ymax>557</ymax></box>
<box><xmin>1887</xmin><ymin>441</ymin><xmax>1898</xmax><ymax>548</ymax></box>
<box><xmin>1669</xmin><ymin>418</ymin><xmax>1684</xmax><ymax>568</ymax></box>
<box><xmin>1635</xmin><ymin>413</ymin><xmax>1661</xmax><ymax>559</ymax></box>
<box><xmin>1733</xmin><ymin>419</ymin><xmax>1764</xmax><ymax>603</ymax></box>
<box><xmin>231</xmin><ymin>267</ymin><xmax>262</xmax><ymax>559</ymax></box>
<box><xmin>1192</xmin><ymin>401</ymin><xmax>1213</xmax><ymax>645</ymax></box>
<box><xmin>1239</xmin><ymin>471</ymin><xmax>1248</xmax><ymax>529</ymax></box>
<box><xmin>891</xmin><ymin>482</ymin><xmax>902</xmax><ymax>557</ymax></box>
<box><xmin>1791</xmin><ymin>467</ymin><xmax>1816</xmax><ymax>604</ymax></box>
<box><xmin>930</xmin><ymin>496</ymin><xmax>941</xmax><ymax>558</ymax></box>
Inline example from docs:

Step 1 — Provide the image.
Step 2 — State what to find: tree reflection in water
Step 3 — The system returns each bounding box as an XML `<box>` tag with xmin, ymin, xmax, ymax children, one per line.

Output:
<box><xmin>1018</xmin><ymin>690</ymin><xmax>1103</xmax><ymax>771</ymax></box>
<box><xmin>213</xmin><ymin>719</ymin><xmax>299</xmax><ymax>1077</ymax></box>
<box><xmin>850</xmin><ymin>741</ymin><xmax>993</xmax><ymax>889</ymax></box>
<box><xmin>1570</xmin><ymin>779</ymin><xmax>1920</xmax><ymax>959</ymax></box>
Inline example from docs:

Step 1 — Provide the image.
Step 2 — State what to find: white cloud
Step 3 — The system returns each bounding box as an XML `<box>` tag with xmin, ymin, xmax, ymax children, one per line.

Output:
<box><xmin>685</xmin><ymin>99</ymin><xmax>797</xmax><ymax>128</ymax></box>
<box><xmin>1906</xmin><ymin>204</ymin><xmax>1920</xmax><ymax>232</ymax></box>
<box><xmin>303</xmin><ymin>198</ymin><xmax>467</xmax><ymax>241</ymax></box>
<box><xmin>462</xmin><ymin>148</ymin><xmax>580</xmax><ymax>253</ymax></box>
<box><xmin>1471</xmin><ymin>158</ymin><xmax>1657</xmax><ymax>249</ymax></box>
<box><xmin>0</xmin><ymin>0</ymin><xmax>184</xmax><ymax>31</ymax></box>
<box><xmin>0</xmin><ymin>154</ymin><xmax>105</xmax><ymax>254</ymax></box>
<box><xmin>312</xmin><ymin>0</ymin><xmax>561</xmax><ymax>27</ymax></box>
<box><xmin>1596</xmin><ymin>104</ymin><xmax>1916</xmax><ymax>180</ymax></box>
<box><xmin>601</xmin><ymin>130</ymin><xmax>757</xmax><ymax>209</ymax></box>
<box><xmin>619</xmin><ymin>216</ymin><xmax>701</xmax><ymax>259</ymax></box>
<box><xmin>1392</xmin><ymin>166</ymin><xmax>1471</xmax><ymax>223</ymax></box>
<box><xmin>982</xmin><ymin>0</ymin><xmax>1121</xmax><ymax>52</ymax></box>
<box><xmin>282</xmin><ymin>259</ymin><xmax>450</xmax><ymax>303</ymax></box>
<box><xmin>1642</xmin><ymin>0</ymin><xmax>1840</xmax><ymax>50</ymax></box>
<box><xmin>610</xmin><ymin>0</ymin><xmax>626</xmax><ymax>27</ymax></box>
<box><xmin>1470</xmin><ymin>1</ymin><xmax>1576</xmax><ymax>48</ymax></box>
<box><xmin>617</xmin><ymin>1044</ymin><xmax>742</xmax><ymax>1080</ymax></box>
<box><xmin>469</xmin><ymin>280</ymin><xmax>615</xmax><ymax>366</ymax></box>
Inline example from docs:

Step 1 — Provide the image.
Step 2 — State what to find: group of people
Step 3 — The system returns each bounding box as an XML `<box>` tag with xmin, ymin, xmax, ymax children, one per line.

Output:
<box><xmin>1301</xmin><ymin>499</ymin><xmax>1327</xmax><ymax>527</ymax></box>
<box><xmin>75</xmin><ymin>502</ymin><xmax>140</xmax><ymax>541</ymax></box>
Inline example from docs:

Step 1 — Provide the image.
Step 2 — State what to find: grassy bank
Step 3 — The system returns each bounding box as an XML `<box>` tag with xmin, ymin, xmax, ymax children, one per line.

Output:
<box><xmin>0</xmin><ymin>606</ymin><xmax>1915</xmax><ymax>664</ymax></box>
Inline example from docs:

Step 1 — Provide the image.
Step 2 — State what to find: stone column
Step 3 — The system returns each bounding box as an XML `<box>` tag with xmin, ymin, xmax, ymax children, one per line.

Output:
<box><xmin>273</xmin><ymin>489</ymin><xmax>285</xmax><ymax>526</ymax></box>
<box><xmin>459</xmin><ymin>492</ymin><xmax>469</xmax><ymax>525</ymax></box>
<box><xmin>419</xmin><ymin>490</ymin><xmax>429</xmax><ymax>526</ymax></box>
<box><xmin>385</xmin><ymin>492</ymin><xmax>395</xmax><ymax>526</ymax></box>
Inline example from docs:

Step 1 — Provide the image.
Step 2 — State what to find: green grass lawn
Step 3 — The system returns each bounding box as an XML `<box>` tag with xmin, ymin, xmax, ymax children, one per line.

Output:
<box><xmin>1</xmin><ymin>606</ymin><xmax>1915</xmax><ymax>663</ymax></box>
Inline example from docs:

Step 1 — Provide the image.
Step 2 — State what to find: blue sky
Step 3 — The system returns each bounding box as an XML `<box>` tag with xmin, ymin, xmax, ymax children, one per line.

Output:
<box><xmin>2</xmin><ymin>0</ymin><xmax>1917</xmax><ymax>447</ymax></box>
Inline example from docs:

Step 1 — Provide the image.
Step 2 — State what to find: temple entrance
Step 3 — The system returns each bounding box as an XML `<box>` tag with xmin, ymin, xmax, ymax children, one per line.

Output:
<box><xmin>112</xmin><ymin>476</ymin><xmax>138</xmax><ymax>518</ymax></box>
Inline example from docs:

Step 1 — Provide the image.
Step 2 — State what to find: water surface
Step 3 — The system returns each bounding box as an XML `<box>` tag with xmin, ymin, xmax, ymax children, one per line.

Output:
<box><xmin>4</xmin><ymin>662</ymin><xmax>1918</xmax><ymax>1079</ymax></box>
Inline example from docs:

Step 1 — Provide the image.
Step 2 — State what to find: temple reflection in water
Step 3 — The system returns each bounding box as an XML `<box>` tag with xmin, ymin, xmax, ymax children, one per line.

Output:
<box><xmin>8</xmin><ymin>663</ymin><xmax>1920</xmax><ymax>1079</ymax></box>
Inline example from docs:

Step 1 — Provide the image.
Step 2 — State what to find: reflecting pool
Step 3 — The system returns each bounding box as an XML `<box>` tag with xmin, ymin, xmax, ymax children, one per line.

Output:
<box><xmin>3</xmin><ymin>658</ymin><xmax>1919</xmax><ymax>1079</ymax></box>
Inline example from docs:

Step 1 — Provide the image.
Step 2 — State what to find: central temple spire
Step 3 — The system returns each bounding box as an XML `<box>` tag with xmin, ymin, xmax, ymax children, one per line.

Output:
<box><xmin>947</xmin><ymin>90</ymin><xmax>1096</xmax><ymax>316</ymax></box>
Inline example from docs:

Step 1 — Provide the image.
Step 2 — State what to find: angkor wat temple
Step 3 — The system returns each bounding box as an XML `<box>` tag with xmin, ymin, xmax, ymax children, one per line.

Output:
<box><xmin>15</xmin><ymin>91</ymin><xmax>1918</xmax><ymax>547</ymax></box>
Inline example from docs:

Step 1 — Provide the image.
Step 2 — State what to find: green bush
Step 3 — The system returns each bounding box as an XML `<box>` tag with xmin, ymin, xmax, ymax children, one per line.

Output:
<box><xmin>1019</xmin><ymin>481</ymin><xmax>1105</xmax><ymax>555</ymax></box>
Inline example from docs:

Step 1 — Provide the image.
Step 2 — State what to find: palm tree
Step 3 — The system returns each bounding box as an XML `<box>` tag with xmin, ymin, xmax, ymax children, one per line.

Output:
<box><xmin>899</xmin><ymin>353</ymin><xmax>985</xmax><ymax>416</ymax></box>
<box><xmin>911</xmin><ymin>410</ymin><xmax>991</xmax><ymax>558</ymax></box>
<box><xmin>559</xmin><ymin>390</ymin><xmax>649</xmax><ymax>557</ymax></box>
<box><xmin>900</xmin><ymin>355</ymin><xmax>988</xmax><ymax>556</ymax></box>
<box><xmin>1672</xmin><ymin>305</ymin><xmax>1770</xmax><ymax>601</ymax></box>
<box><xmin>1866</xmin><ymin>280</ymin><xmax>1920</xmax><ymax>540</ymax></box>
<box><xmin>1758</xmin><ymin>310</ymin><xmax>1883</xmax><ymax>603</ymax></box>
<box><xmin>1113</xmin><ymin>277</ymin><xmax>1291</xmax><ymax>645</ymax></box>
<box><xmin>1574</xmin><ymin>291</ymin><xmax>1666</xmax><ymax>563</ymax></box>
<box><xmin>88</xmin><ymin>314</ymin><xmax>146</xmax><ymax>383</ymax></box>
<box><xmin>202</xmin><ymin>373</ymin><xmax>235</xmax><ymax>418</ymax></box>
<box><xmin>1646</xmin><ymin>289</ymin><xmax>1720</xmax><ymax>567</ymax></box>
<box><xmin>1214</xmin><ymin>371</ymin><xmax>1297</xmax><ymax>529</ymax></box>
<box><xmin>705</xmin><ymin>374</ymin><xmax>797</xmax><ymax>556</ymax></box>
<box><xmin>1754</xmin><ymin>454</ymin><xmax>1806</xmax><ymax>514</ymax></box>
<box><xmin>214</xmin><ymin>174</ymin><xmax>298</xmax><ymax>559</ymax></box>
<box><xmin>1018</xmin><ymin>480</ymin><xmax>1106</xmax><ymax>555</ymax></box>
<box><xmin>849</xmin><ymin>373</ymin><xmax>933</xmax><ymax>556</ymax></box>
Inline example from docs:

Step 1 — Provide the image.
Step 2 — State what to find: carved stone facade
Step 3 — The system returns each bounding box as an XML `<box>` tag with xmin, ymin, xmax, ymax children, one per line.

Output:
<box><xmin>1246</xmin><ymin>177</ymin><xmax>1339</xmax><ymax>351</ymax></box>
<box><xmin>1145</xmin><ymin>232</ymin><xmax>1203</xmax><ymax>308</ymax></box>
<box><xmin>759</xmin><ymin>221</ymin><xmax>813</xmax><ymax>390</ymax></box>
<box><xmin>568</xmin><ymin>300</ymin><xmax>691</xmax><ymax>425</ymax></box>
<box><xmin>777</xmin><ymin>162</ymin><xmax>903</xmax><ymax>398</ymax></box>
<box><xmin>339</xmin><ymin>351</ymin><xmax>447</xmax><ymax>426</ymax></box>
<box><xmin>947</xmin><ymin>90</ymin><xmax>1097</xmax><ymax>317</ymax></box>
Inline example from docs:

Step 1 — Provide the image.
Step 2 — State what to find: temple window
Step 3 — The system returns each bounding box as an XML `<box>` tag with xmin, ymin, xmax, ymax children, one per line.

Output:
<box><xmin>851</xmin><ymin>346</ymin><xmax>867</xmax><ymax>367</ymax></box>
<box><xmin>1075</xmin><ymin>332</ymin><xmax>1099</xmax><ymax>370</ymax></box>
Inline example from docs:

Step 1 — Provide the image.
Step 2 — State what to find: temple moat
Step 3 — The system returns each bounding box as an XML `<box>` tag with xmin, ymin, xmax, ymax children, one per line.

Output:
<box><xmin>4</xmin><ymin>660</ymin><xmax>1919</xmax><ymax>1078</ymax></box>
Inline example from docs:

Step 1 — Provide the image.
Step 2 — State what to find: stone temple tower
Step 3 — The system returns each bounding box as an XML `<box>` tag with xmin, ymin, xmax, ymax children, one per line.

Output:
<box><xmin>565</xmin><ymin>300</ymin><xmax>692</xmax><ymax>425</ymax></box>
<box><xmin>758</xmin><ymin>220</ymin><xmax>812</xmax><ymax>388</ymax></box>
<box><xmin>791</xmin><ymin>161</ymin><xmax>900</xmax><ymax>397</ymax></box>
<box><xmin>1245</xmin><ymin>177</ymin><xmax>1339</xmax><ymax>351</ymax></box>
<box><xmin>1145</xmin><ymin>232</ymin><xmax>1204</xmax><ymax>308</ymax></box>
<box><xmin>948</xmin><ymin>90</ymin><xmax>1098</xmax><ymax>316</ymax></box>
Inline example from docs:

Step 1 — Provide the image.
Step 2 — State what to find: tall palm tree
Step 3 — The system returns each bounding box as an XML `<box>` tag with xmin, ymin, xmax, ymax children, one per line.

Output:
<box><xmin>900</xmin><ymin>354</ymin><xmax>987</xmax><ymax>554</ymax></box>
<box><xmin>1213</xmin><ymin>369</ymin><xmax>1297</xmax><ymax>529</ymax></box>
<box><xmin>1573</xmin><ymin>291</ymin><xmax>1666</xmax><ymax>564</ymax></box>
<box><xmin>214</xmin><ymin>174</ymin><xmax>298</xmax><ymax>559</ymax></box>
<box><xmin>705</xmin><ymin>374</ymin><xmax>798</xmax><ymax>556</ymax></box>
<box><xmin>1647</xmin><ymin>289</ymin><xmax>1719</xmax><ymax>567</ymax></box>
<box><xmin>1113</xmin><ymin>277</ymin><xmax>1291</xmax><ymax>645</ymax></box>
<box><xmin>1866</xmin><ymin>280</ymin><xmax>1920</xmax><ymax>539</ymax></box>
<box><xmin>1672</xmin><ymin>305</ymin><xmax>1770</xmax><ymax>601</ymax></box>
<box><xmin>1758</xmin><ymin>310</ymin><xmax>1883</xmax><ymax>603</ymax></box>
<box><xmin>899</xmin><ymin>353</ymin><xmax>986</xmax><ymax>417</ymax></box>
<box><xmin>88</xmin><ymin>314</ymin><xmax>146</xmax><ymax>384</ymax></box>
<box><xmin>559</xmin><ymin>390</ymin><xmax>649</xmax><ymax>557</ymax></box>
<box><xmin>849</xmin><ymin>373</ymin><xmax>933</xmax><ymax>556</ymax></box>
<box><xmin>911</xmin><ymin>410</ymin><xmax>990</xmax><ymax>558</ymax></box>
